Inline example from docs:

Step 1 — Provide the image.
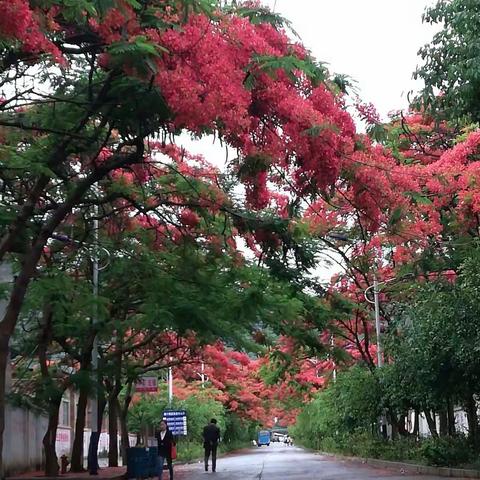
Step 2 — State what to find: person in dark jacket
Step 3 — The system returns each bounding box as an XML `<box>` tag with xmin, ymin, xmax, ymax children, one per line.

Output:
<box><xmin>202</xmin><ymin>418</ymin><xmax>221</xmax><ymax>472</ymax></box>
<box><xmin>155</xmin><ymin>420</ymin><xmax>175</xmax><ymax>480</ymax></box>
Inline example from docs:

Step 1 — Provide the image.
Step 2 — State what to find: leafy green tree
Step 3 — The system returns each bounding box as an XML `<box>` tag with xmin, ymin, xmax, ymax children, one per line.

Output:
<box><xmin>384</xmin><ymin>250</ymin><xmax>480</xmax><ymax>443</ymax></box>
<box><xmin>415</xmin><ymin>0</ymin><xmax>480</xmax><ymax>123</ymax></box>
<box><xmin>12</xmin><ymin>268</ymin><xmax>99</xmax><ymax>474</ymax></box>
<box><xmin>293</xmin><ymin>366</ymin><xmax>381</xmax><ymax>449</ymax></box>
<box><xmin>128</xmin><ymin>388</ymin><xmax>227</xmax><ymax>455</ymax></box>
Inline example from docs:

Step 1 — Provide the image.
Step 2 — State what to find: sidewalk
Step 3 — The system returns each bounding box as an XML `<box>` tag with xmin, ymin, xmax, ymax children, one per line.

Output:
<box><xmin>319</xmin><ymin>451</ymin><xmax>480</xmax><ymax>478</ymax></box>
<box><xmin>7</xmin><ymin>466</ymin><xmax>126</xmax><ymax>480</ymax></box>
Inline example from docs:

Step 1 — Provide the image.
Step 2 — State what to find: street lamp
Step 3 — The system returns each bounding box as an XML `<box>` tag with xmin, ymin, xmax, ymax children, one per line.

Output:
<box><xmin>364</xmin><ymin>276</ymin><xmax>383</xmax><ymax>367</ymax></box>
<box><xmin>196</xmin><ymin>361</ymin><xmax>208</xmax><ymax>388</ymax></box>
<box><xmin>52</xmin><ymin>213</ymin><xmax>110</xmax><ymax>475</ymax></box>
<box><xmin>168</xmin><ymin>356</ymin><xmax>174</xmax><ymax>406</ymax></box>
<box><xmin>330</xmin><ymin>335</ymin><xmax>337</xmax><ymax>382</ymax></box>
<box><xmin>168</xmin><ymin>366</ymin><xmax>173</xmax><ymax>405</ymax></box>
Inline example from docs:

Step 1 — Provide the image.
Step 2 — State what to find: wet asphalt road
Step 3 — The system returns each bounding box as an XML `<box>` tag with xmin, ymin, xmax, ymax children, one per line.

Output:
<box><xmin>174</xmin><ymin>443</ymin><xmax>463</xmax><ymax>480</ymax></box>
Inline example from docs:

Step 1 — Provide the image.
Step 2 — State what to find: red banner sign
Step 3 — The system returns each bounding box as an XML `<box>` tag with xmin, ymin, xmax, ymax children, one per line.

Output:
<box><xmin>135</xmin><ymin>376</ymin><xmax>158</xmax><ymax>393</ymax></box>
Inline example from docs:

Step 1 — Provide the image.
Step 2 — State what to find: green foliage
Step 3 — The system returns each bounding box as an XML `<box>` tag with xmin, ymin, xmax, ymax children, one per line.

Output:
<box><xmin>180</xmin><ymin>0</ymin><xmax>217</xmax><ymax>20</ymax></box>
<box><xmin>383</xmin><ymin>249</ymin><xmax>480</xmax><ymax>416</ymax></box>
<box><xmin>246</xmin><ymin>54</ymin><xmax>327</xmax><ymax>90</ymax></box>
<box><xmin>47</xmin><ymin>0</ymin><xmax>99</xmax><ymax>23</ymax></box>
<box><xmin>292</xmin><ymin>366</ymin><xmax>381</xmax><ymax>448</ymax></box>
<box><xmin>303</xmin><ymin>123</ymin><xmax>341</xmax><ymax>136</ymax></box>
<box><xmin>415</xmin><ymin>0</ymin><xmax>480</xmax><ymax>123</ymax></box>
<box><xmin>127</xmin><ymin>388</ymin><xmax>225</xmax><ymax>441</ymax></box>
<box><xmin>223</xmin><ymin>412</ymin><xmax>257</xmax><ymax>445</ymax></box>
<box><xmin>128</xmin><ymin>389</ymin><xmax>255</xmax><ymax>461</ymax></box>
<box><xmin>298</xmin><ymin>429</ymin><xmax>474</xmax><ymax>467</ymax></box>
<box><xmin>419</xmin><ymin>435</ymin><xmax>473</xmax><ymax>467</ymax></box>
<box><xmin>331</xmin><ymin>73</ymin><xmax>357</xmax><ymax>95</ymax></box>
<box><xmin>228</xmin><ymin>5</ymin><xmax>299</xmax><ymax>38</ymax></box>
<box><xmin>101</xmin><ymin>75</ymin><xmax>171</xmax><ymax>136</ymax></box>
<box><xmin>403</xmin><ymin>191</ymin><xmax>433</xmax><ymax>206</ymax></box>
<box><xmin>319</xmin><ymin>433</ymin><xmax>421</xmax><ymax>462</ymax></box>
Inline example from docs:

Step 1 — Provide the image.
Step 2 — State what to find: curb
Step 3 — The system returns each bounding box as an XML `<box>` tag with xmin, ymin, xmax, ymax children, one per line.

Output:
<box><xmin>318</xmin><ymin>451</ymin><xmax>480</xmax><ymax>478</ymax></box>
<box><xmin>7</xmin><ymin>475</ymin><xmax>125</xmax><ymax>480</ymax></box>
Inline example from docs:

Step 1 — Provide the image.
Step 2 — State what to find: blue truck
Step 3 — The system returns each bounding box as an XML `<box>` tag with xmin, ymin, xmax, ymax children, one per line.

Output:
<box><xmin>257</xmin><ymin>430</ymin><xmax>271</xmax><ymax>447</ymax></box>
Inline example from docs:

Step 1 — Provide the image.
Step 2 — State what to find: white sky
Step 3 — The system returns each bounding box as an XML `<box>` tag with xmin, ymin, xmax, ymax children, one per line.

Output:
<box><xmin>181</xmin><ymin>0</ymin><xmax>439</xmax><ymax>281</ymax></box>
<box><xmin>183</xmin><ymin>0</ymin><xmax>438</xmax><ymax>152</ymax></box>
<box><xmin>265</xmin><ymin>0</ymin><xmax>438</xmax><ymax>119</ymax></box>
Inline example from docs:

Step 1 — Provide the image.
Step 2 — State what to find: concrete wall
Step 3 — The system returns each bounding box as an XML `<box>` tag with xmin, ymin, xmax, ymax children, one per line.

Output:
<box><xmin>405</xmin><ymin>408</ymin><xmax>472</xmax><ymax>438</ymax></box>
<box><xmin>3</xmin><ymin>404</ymin><xmax>48</xmax><ymax>475</ymax></box>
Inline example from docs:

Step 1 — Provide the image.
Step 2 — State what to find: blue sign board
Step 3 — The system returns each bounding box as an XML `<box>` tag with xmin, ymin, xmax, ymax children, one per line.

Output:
<box><xmin>163</xmin><ymin>409</ymin><xmax>188</xmax><ymax>436</ymax></box>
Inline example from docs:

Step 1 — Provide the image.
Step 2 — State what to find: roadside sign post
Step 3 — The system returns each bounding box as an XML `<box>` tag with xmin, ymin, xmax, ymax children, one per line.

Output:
<box><xmin>135</xmin><ymin>376</ymin><xmax>158</xmax><ymax>393</ymax></box>
<box><xmin>163</xmin><ymin>410</ymin><xmax>188</xmax><ymax>436</ymax></box>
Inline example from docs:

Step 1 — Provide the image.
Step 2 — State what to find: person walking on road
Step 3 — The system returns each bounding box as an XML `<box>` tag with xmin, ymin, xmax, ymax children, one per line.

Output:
<box><xmin>203</xmin><ymin>418</ymin><xmax>221</xmax><ymax>472</ymax></box>
<box><xmin>155</xmin><ymin>420</ymin><xmax>175</xmax><ymax>480</ymax></box>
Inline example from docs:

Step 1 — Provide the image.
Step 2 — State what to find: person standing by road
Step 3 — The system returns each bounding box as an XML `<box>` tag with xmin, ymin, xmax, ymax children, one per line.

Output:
<box><xmin>203</xmin><ymin>418</ymin><xmax>221</xmax><ymax>472</ymax></box>
<box><xmin>155</xmin><ymin>420</ymin><xmax>175</xmax><ymax>480</ymax></box>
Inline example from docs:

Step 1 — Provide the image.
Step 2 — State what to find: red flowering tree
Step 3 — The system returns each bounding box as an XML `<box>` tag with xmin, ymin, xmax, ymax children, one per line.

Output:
<box><xmin>0</xmin><ymin>1</ymin><xmax>368</xmax><ymax>470</ymax></box>
<box><xmin>302</xmin><ymin>105</ymin><xmax>480</xmax><ymax>373</ymax></box>
<box><xmin>171</xmin><ymin>340</ymin><xmax>327</xmax><ymax>429</ymax></box>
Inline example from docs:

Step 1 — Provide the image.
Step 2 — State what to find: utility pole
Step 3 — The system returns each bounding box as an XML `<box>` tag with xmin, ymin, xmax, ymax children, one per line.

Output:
<box><xmin>168</xmin><ymin>366</ymin><xmax>173</xmax><ymax>406</ymax></box>
<box><xmin>88</xmin><ymin>207</ymin><xmax>100</xmax><ymax>475</ymax></box>
<box><xmin>365</xmin><ymin>276</ymin><xmax>383</xmax><ymax>368</ymax></box>
<box><xmin>330</xmin><ymin>335</ymin><xmax>337</xmax><ymax>382</ymax></box>
<box><xmin>51</xmin><ymin>211</ymin><xmax>110</xmax><ymax>473</ymax></box>
<box><xmin>373</xmin><ymin>276</ymin><xmax>383</xmax><ymax>367</ymax></box>
<box><xmin>365</xmin><ymin>276</ymin><xmax>389</xmax><ymax>439</ymax></box>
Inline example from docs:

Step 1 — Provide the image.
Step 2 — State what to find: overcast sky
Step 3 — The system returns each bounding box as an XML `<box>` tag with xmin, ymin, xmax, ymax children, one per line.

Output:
<box><xmin>265</xmin><ymin>0</ymin><xmax>438</xmax><ymax>119</ymax></box>
<box><xmin>181</xmin><ymin>1</ymin><xmax>440</xmax><ymax>280</ymax></box>
<box><xmin>183</xmin><ymin>0</ymin><xmax>438</xmax><ymax>158</ymax></box>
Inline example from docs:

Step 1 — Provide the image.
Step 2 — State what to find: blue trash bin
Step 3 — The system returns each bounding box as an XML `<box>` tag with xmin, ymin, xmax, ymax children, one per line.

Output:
<box><xmin>126</xmin><ymin>447</ymin><xmax>150</xmax><ymax>479</ymax></box>
<box><xmin>148</xmin><ymin>447</ymin><xmax>159</xmax><ymax>477</ymax></box>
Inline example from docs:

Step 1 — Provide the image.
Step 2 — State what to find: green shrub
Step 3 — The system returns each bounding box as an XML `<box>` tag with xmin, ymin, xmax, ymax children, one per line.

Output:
<box><xmin>128</xmin><ymin>389</ymin><xmax>255</xmax><ymax>460</ymax></box>
<box><xmin>419</xmin><ymin>436</ymin><xmax>472</xmax><ymax>467</ymax></box>
<box><xmin>292</xmin><ymin>366</ymin><xmax>382</xmax><ymax>449</ymax></box>
<box><xmin>310</xmin><ymin>431</ymin><xmax>473</xmax><ymax>468</ymax></box>
<box><xmin>177</xmin><ymin>442</ymin><xmax>203</xmax><ymax>462</ymax></box>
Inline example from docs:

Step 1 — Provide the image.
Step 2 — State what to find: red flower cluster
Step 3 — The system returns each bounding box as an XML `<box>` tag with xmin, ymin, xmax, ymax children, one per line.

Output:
<box><xmin>0</xmin><ymin>0</ymin><xmax>62</xmax><ymax>61</ymax></box>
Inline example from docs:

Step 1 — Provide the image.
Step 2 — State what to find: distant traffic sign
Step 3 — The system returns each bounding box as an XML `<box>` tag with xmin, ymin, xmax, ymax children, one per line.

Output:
<box><xmin>163</xmin><ymin>409</ymin><xmax>187</xmax><ymax>436</ymax></box>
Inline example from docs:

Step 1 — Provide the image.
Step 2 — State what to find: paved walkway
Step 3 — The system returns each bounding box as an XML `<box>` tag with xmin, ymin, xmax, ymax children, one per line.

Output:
<box><xmin>8</xmin><ymin>466</ymin><xmax>125</xmax><ymax>480</ymax></box>
<box><xmin>173</xmin><ymin>444</ymin><xmax>472</xmax><ymax>479</ymax></box>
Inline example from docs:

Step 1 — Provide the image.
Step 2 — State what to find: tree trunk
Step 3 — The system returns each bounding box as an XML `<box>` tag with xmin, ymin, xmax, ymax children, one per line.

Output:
<box><xmin>439</xmin><ymin>409</ymin><xmax>448</xmax><ymax>437</ymax></box>
<box><xmin>118</xmin><ymin>397</ymin><xmax>129</xmax><ymax>464</ymax></box>
<box><xmin>98</xmin><ymin>396</ymin><xmax>107</xmax><ymax>432</ymax></box>
<box><xmin>88</xmin><ymin>394</ymin><xmax>107</xmax><ymax>473</ymax></box>
<box><xmin>106</xmin><ymin>342</ymin><xmax>122</xmax><ymax>467</ymax></box>
<box><xmin>108</xmin><ymin>395</ymin><xmax>119</xmax><ymax>467</ymax></box>
<box><xmin>424</xmin><ymin>410</ymin><xmax>438</xmax><ymax>437</ymax></box>
<box><xmin>38</xmin><ymin>303</ymin><xmax>65</xmax><ymax>477</ymax></box>
<box><xmin>0</xmin><ymin>336</ymin><xmax>9</xmax><ymax>479</ymax></box>
<box><xmin>466</xmin><ymin>394</ymin><xmax>478</xmax><ymax>447</ymax></box>
<box><xmin>43</xmin><ymin>396</ymin><xmax>63</xmax><ymax>476</ymax></box>
<box><xmin>413</xmin><ymin>410</ymin><xmax>420</xmax><ymax>438</ymax></box>
<box><xmin>397</xmin><ymin>413</ymin><xmax>409</xmax><ymax>437</ymax></box>
<box><xmin>447</xmin><ymin>398</ymin><xmax>456</xmax><ymax>436</ymax></box>
<box><xmin>389</xmin><ymin>412</ymin><xmax>399</xmax><ymax>440</ymax></box>
<box><xmin>70</xmin><ymin>386</ymin><xmax>89</xmax><ymax>471</ymax></box>
<box><xmin>120</xmin><ymin>381</ymin><xmax>133</xmax><ymax>463</ymax></box>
